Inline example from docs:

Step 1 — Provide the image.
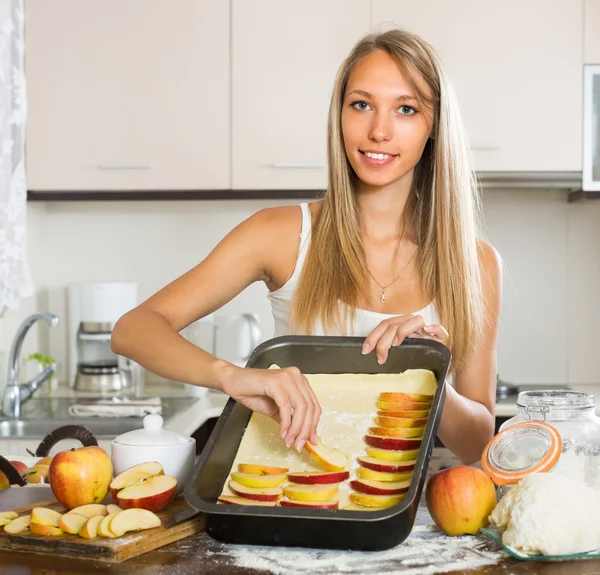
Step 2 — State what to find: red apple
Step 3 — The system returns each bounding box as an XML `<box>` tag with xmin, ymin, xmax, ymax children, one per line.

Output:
<box><xmin>357</xmin><ymin>456</ymin><xmax>416</xmax><ymax>473</ymax></box>
<box><xmin>351</xmin><ymin>478</ymin><xmax>411</xmax><ymax>496</ymax></box>
<box><xmin>229</xmin><ymin>480</ymin><xmax>283</xmax><ymax>502</ymax></box>
<box><xmin>425</xmin><ymin>465</ymin><xmax>497</xmax><ymax>536</ymax></box>
<box><xmin>364</xmin><ymin>434</ymin><xmax>422</xmax><ymax>451</ymax></box>
<box><xmin>49</xmin><ymin>446</ymin><xmax>113</xmax><ymax>510</ymax></box>
<box><xmin>279</xmin><ymin>498</ymin><xmax>339</xmax><ymax>509</ymax></box>
<box><xmin>109</xmin><ymin>461</ymin><xmax>164</xmax><ymax>496</ymax></box>
<box><xmin>287</xmin><ymin>471</ymin><xmax>349</xmax><ymax>484</ymax></box>
<box><xmin>116</xmin><ymin>474</ymin><xmax>177</xmax><ymax>512</ymax></box>
<box><xmin>8</xmin><ymin>460</ymin><xmax>28</xmax><ymax>475</ymax></box>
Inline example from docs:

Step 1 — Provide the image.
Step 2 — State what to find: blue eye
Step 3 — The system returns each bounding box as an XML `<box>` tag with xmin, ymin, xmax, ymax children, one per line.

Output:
<box><xmin>398</xmin><ymin>105</ymin><xmax>416</xmax><ymax>116</ymax></box>
<box><xmin>351</xmin><ymin>100</ymin><xmax>371</xmax><ymax>111</ymax></box>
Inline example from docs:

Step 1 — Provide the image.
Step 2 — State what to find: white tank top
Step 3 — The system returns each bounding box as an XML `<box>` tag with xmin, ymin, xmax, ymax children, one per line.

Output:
<box><xmin>268</xmin><ymin>203</ymin><xmax>442</xmax><ymax>337</ymax></box>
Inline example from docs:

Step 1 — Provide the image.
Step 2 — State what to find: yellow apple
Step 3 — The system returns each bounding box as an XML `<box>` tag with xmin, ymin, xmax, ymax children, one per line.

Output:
<box><xmin>368</xmin><ymin>426</ymin><xmax>425</xmax><ymax>439</ymax></box>
<box><xmin>283</xmin><ymin>483</ymin><xmax>339</xmax><ymax>502</ymax></box>
<box><xmin>237</xmin><ymin>463</ymin><xmax>289</xmax><ymax>475</ymax></box>
<box><xmin>357</xmin><ymin>467</ymin><xmax>413</xmax><ymax>482</ymax></box>
<box><xmin>365</xmin><ymin>446</ymin><xmax>420</xmax><ymax>461</ymax></box>
<box><xmin>349</xmin><ymin>492</ymin><xmax>404</xmax><ymax>508</ymax></box>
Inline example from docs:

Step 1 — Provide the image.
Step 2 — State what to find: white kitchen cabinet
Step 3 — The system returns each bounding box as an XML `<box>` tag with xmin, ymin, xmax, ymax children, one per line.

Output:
<box><xmin>585</xmin><ymin>0</ymin><xmax>600</xmax><ymax>63</ymax></box>
<box><xmin>372</xmin><ymin>0</ymin><xmax>583</xmax><ymax>172</ymax></box>
<box><xmin>231</xmin><ymin>1</ymin><xmax>370</xmax><ymax>190</ymax></box>
<box><xmin>25</xmin><ymin>0</ymin><xmax>230</xmax><ymax>191</ymax></box>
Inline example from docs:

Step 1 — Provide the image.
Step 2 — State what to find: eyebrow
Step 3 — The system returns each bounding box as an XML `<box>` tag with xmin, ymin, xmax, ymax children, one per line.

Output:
<box><xmin>347</xmin><ymin>89</ymin><xmax>418</xmax><ymax>102</ymax></box>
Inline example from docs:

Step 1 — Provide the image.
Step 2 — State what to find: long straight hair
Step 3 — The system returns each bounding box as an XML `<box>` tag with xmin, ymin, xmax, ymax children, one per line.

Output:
<box><xmin>291</xmin><ymin>29</ymin><xmax>485</xmax><ymax>371</ymax></box>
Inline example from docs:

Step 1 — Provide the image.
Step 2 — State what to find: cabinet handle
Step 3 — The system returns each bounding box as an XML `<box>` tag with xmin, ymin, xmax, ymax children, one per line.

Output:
<box><xmin>270</xmin><ymin>163</ymin><xmax>326</xmax><ymax>169</ymax></box>
<box><xmin>98</xmin><ymin>163</ymin><xmax>152</xmax><ymax>170</ymax></box>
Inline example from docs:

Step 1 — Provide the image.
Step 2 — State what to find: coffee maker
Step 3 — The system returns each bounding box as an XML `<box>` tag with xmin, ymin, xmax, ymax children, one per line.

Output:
<box><xmin>67</xmin><ymin>282</ymin><xmax>139</xmax><ymax>392</ymax></box>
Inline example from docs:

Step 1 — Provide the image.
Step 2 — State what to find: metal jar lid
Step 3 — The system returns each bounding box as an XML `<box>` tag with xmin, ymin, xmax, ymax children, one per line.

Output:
<box><xmin>481</xmin><ymin>421</ymin><xmax>562</xmax><ymax>486</ymax></box>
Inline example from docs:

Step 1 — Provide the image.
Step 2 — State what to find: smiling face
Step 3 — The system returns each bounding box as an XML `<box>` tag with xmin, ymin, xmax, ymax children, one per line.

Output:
<box><xmin>341</xmin><ymin>50</ymin><xmax>434</xmax><ymax>192</ymax></box>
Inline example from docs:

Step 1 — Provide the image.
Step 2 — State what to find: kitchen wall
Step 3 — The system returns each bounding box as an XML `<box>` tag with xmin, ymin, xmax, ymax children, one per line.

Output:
<box><xmin>2</xmin><ymin>189</ymin><xmax>600</xmax><ymax>387</ymax></box>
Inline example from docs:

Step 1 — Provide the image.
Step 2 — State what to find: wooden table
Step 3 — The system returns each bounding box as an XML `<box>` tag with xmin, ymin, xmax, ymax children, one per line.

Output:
<box><xmin>1</xmin><ymin>506</ymin><xmax>598</xmax><ymax>575</ymax></box>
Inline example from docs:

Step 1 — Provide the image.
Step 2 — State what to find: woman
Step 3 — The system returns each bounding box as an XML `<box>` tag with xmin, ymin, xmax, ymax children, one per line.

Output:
<box><xmin>111</xmin><ymin>29</ymin><xmax>501</xmax><ymax>465</ymax></box>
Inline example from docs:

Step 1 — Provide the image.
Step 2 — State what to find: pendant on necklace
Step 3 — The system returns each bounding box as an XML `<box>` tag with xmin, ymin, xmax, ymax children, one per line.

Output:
<box><xmin>379</xmin><ymin>290</ymin><xmax>387</xmax><ymax>304</ymax></box>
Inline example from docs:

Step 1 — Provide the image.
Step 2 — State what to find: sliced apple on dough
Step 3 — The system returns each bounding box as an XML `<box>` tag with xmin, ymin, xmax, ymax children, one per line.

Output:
<box><xmin>375</xmin><ymin>416</ymin><xmax>428</xmax><ymax>428</ymax></box>
<box><xmin>229</xmin><ymin>480</ymin><xmax>283</xmax><ymax>502</ymax></box>
<box><xmin>377</xmin><ymin>409</ymin><xmax>430</xmax><ymax>419</ymax></box>
<box><xmin>365</xmin><ymin>446</ymin><xmax>420</xmax><ymax>462</ymax></box>
<box><xmin>304</xmin><ymin>439</ymin><xmax>348</xmax><ymax>472</ymax></box>
<box><xmin>217</xmin><ymin>495</ymin><xmax>278</xmax><ymax>506</ymax></box>
<box><xmin>237</xmin><ymin>463</ymin><xmax>289</xmax><ymax>476</ymax></box>
<box><xmin>79</xmin><ymin>515</ymin><xmax>104</xmax><ymax>539</ymax></box>
<box><xmin>357</xmin><ymin>456</ymin><xmax>416</xmax><ymax>473</ymax></box>
<box><xmin>349</xmin><ymin>492</ymin><xmax>404</xmax><ymax>508</ymax></box>
<box><xmin>368</xmin><ymin>426</ymin><xmax>425</xmax><ymax>439</ymax></box>
<box><xmin>351</xmin><ymin>478</ymin><xmax>411</xmax><ymax>496</ymax></box>
<box><xmin>378</xmin><ymin>392</ymin><xmax>433</xmax><ymax>403</ymax></box>
<box><xmin>357</xmin><ymin>467</ymin><xmax>413</xmax><ymax>482</ymax></box>
<box><xmin>230</xmin><ymin>472</ymin><xmax>287</xmax><ymax>488</ymax></box>
<box><xmin>364</xmin><ymin>434</ymin><xmax>422</xmax><ymax>451</ymax></box>
<box><xmin>377</xmin><ymin>400</ymin><xmax>431</xmax><ymax>411</ymax></box>
<box><xmin>109</xmin><ymin>508</ymin><xmax>161</xmax><ymax>537</ymax></box>
<box><xmin>116</xmin><ymin>474</ymin><xmax>177</xmax><ymax>513</ymax></box>
<box><xmin>283</xmin><ymin>483</ymin><xmax>339</xmax><ymax>502</ymax></box>
<box><xmin>58</xmin><ymin>513</ymin><xmax>89</xmax><ymax>535</ymax></box>
<box><xmin>279</xmin><ymin>498</ymin><xmax>339</xmax><ymax>509</ymax></box>
<box><xmin>3</xmin><ymin>515</ymin><xmax>30</xmax><ymax>534</ymax></box>
<box><xmin>287</xmin><ymin>471</ymin><xmax>349</xmax><ymax>485</ymax></box>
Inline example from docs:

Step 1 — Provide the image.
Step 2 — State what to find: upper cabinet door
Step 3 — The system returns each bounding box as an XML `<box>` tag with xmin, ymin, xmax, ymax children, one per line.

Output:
<box><xmin>373</xmin><ymin>0</ymin><xmax>583</xmax><ymax>172</ymax></box>
<box><xmin>25</xmin><ymin>0</ymin><xmax>230</xmax><ymax>191</ymax></box>
<box><xmin>231</xmin><ymin>1</ymin><xmax>370</xmax><ymax>190</ymax></box>
<box><xmin>585</xmin><ymin>0</ymin><xmax>600</xmax><ymax>63</ymax></box>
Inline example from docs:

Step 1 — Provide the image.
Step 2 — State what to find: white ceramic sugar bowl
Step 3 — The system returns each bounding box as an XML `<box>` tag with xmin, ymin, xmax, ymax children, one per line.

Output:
<box><xmin>111</xmin><ymin>414</ymin><xmax>196</xmax><ymax>494</ymax></box>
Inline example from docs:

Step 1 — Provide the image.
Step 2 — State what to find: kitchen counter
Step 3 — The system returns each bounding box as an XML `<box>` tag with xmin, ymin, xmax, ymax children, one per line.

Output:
<box><xmin>0</xmin><ymin>505</ymin><xmax>597</xmax><ymax>575</ymax></box>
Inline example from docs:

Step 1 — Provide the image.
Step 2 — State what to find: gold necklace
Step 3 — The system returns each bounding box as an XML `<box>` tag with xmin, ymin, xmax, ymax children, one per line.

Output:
<box><xmin>366</xmin><ymin>226</ymin><xmax>416</xmax><ymax>304</ymax></box>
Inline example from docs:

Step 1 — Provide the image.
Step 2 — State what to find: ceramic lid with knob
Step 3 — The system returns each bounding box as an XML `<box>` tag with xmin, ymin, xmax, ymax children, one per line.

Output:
<box><xmin>113</xmin><ymin>414</ymin><xmax>193</xmax><ymax>446</ymax></box>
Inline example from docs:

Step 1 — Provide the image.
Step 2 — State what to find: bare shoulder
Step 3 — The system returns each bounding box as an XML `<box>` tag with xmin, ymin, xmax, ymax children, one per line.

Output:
<box><xmin>476</xmin><ymin>239</ymin><xmax>502</xmax><ymax>280</ymax></box>
<box><xmin>476</xmin><ymin>239</ymin><xmax>502</xmax><ymax>316</ymax></box>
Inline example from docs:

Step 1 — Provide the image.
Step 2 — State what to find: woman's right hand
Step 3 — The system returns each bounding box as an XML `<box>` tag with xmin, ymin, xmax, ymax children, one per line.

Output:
<box><xmin>221</xmin><ymin>366</ymin><xmax>322</xmax><ymax>452</ymax></box>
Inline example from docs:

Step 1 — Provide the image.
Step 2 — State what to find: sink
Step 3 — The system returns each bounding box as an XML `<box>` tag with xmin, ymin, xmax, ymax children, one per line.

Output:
<box><xmin>0</xmin><ymin>396</ymin><xmax>198</xmax><ymax>439</ymax></box>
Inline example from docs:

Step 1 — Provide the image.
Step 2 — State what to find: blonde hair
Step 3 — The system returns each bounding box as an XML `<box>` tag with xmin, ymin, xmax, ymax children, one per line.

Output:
<box><xmin>290</xmin><ymin>29</ymin><xmax>484</xmax><ymax>371</ymax></box>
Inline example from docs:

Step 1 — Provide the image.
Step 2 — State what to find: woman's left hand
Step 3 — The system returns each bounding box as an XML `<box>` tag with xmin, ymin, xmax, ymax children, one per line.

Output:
<box><xmin>361</xmin><ymin>313</ymin><xmax>449</xmax><ymax>364</ymax></box>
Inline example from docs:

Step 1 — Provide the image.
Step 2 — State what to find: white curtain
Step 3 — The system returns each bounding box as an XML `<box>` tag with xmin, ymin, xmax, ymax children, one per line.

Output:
<box><xmin>0</xmin><ymin>0</ymin><xmax>33</xmax><ymax>315</ymax></box>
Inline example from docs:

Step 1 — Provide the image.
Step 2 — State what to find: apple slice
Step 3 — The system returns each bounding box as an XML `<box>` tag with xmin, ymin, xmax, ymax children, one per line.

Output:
<box><xmin>357</xmin><ymin>456</ymin><xmax>416</xmax><ymax>473</ymax></box>
<box><xmin>368</xmin><ymin>426</ymin><xmax>425</xmax><ymax>438</ymax></box>
<box><xmin>377</xmin><ymin>409</ymin><xmax>430</xmax><ymax>419</ymax></box>
<box><xmin>97</xmin><ymin>512</ymin><xmax>121</xmax><ymax>538</ymax></box>
<box><xmin>230</xmin><ymin>472</ymin><xmax>287</xmax><ymax>488</ymax></box>
<box><xmin>116</xmin><ymin>474</ymin><xmax>177</xmax><ymax>512</ymax></box>
<box><xmin>0</xmin><ymin>511</ymin><xmax>18</xmax><ymax>526</ymax></box>
<box><xmin>238</xmin><ymin>463</ymin><xmax>289</xmax><ymax>476</ymax></box>
<box><xmin>364</xmin><ymin>434</ymin><xmax>422</xmax><ymax>451</ymax></box>
<box><xmin>79</xmin><ymin>515</ymin><xmax>104</xmax><ymax>539</ymax></box>
<box><xmin>3</xmin><ymin>515</ymin><xmax>30</xmax><ymax>534</ymax></box>
<box><xmin>375</xmin><ymin>416</ymin><xmax>428</xmax><ymax>428</ymax></box>
<box><xmin>351</xmin><ymin>478</ymin><xmax>411</xmax><ymax>495</ymax></box>
<box><xmin>109</xmin><ymin>508</ymin><xmax>161</xmax><ymax>537</ymax></box>
<box><xmin>283</xmin><ymin>483</ymin><xmax>339</xmax><ymax>502</ymax></box>
<box><xmin>106</xmin><ymin>504</ymin><xmax>123</xmax><ymax>514</ymax></box>
<box><xmin>229</xmin><ymin>480</ymin><xmax>283</xmax><ymax>502</ymax></box>
<box><xmin>378</xmin><ymin>392</ymin><xmax>433</xmax><ymax>403</ymax></box>
<box><xmin>377</xmin><ymin>400</ymin><xmax>432</xmax><ymax>411</ymax></box>
<box><xmin>58</xmin><ymin>513</ymin><xmax>89</xmax><ymax>535</ymax></box>
<box><xmin>279</xmin><ymin>498</ymin><xmax>339</xmax><ymax>509</ymax></box>
<box><xmin>358</xmin><ymin>467</ymin><xmax>413</xmax><ymax>482</ymax></box>
<box><xmin>69</xmin><ymin>504</ymin><xmax>108</xmax><ymax>518</ymax></box>
<box><xmin>109</xmin><ymin>461</ymin><xmax>164</xmax><ymax>492</ymax></box>
<box><xmin>217</xmin><ymin>495</ymin><xmax>278</xmax><ymax>506</ymax></box>
<box><xmin>304</xmin><ymin>439</ymin><xmax>348</xmax><ymax>472</ymax></box>
<box><xmin>349</xmin><ymin>492</ymin><xmax>404</xmax><ymax>508</ymax></box>
<box><xmin>30</xmin><ymin>507</ymin><xmax>62</xmax><ymax>527</ymax></box>
<box><xmin>365</xmin><ymin>446</ymin><xmax>420</xmax><ymax>462</ymax></box>
<box><xmin>287</xmin><ymin>471</ymin><xmax>349</xmax><ymax>485</ymax></box>
<box><xmin>30</xmin><ymin>523</ymin><xmax>63</xmax><ymax>536</ymax></box>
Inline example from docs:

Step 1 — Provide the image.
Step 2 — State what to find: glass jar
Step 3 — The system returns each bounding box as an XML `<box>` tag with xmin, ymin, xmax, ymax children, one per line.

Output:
<box><xmin>483</xmin><ymin>390</ymin><xmax>600</xmax><ymax>492</ymax></box>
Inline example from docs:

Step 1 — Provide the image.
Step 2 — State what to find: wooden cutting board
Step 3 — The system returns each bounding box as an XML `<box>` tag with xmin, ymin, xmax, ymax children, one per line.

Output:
<box><xmin>0</xmin><ymin>494</ymin><xmax>205</xmax><ymax>563</ymax></box>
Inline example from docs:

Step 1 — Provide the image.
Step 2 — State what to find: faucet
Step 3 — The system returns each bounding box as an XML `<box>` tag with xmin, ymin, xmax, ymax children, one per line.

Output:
<box><xmin>2</xmin><ymin>312</ymin><xmax>59</xmax><ymax>419</ymax></box>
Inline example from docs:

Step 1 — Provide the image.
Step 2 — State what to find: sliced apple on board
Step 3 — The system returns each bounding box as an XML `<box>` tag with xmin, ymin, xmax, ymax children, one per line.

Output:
<box><xmin>3</xmin><ymin>515</ymin><xmax>30</xmax><ymax>534</ymax></box>
<box><xmin>217</xmin><ymin>495</ymin><xmax>278</xmax><ymax>506</ymax></box>
<box><xmin>115</xmin><ymin>474</ymin><xmax>177</xmax><ymax>512</ymax></box>
<box><xmin>228</xmin><ymin>480</ymin><xmax>283</xmax><ymax>502</ymax></box>
<box><xmin>279</xmin><ymin>498</ymin><xmax>339</xmax><ymax>509</ymax></box>
<box><xmin>237</xmin><ymin>463</ymin><xmax>289</xmax><ymax>476</ymax></box>
<box><xmin>230</xmin><ymin>472</ymin><xmax>287</xmax><ymax>488</ymax></box>
<box><xmin>287</xmin><ymin>471</ymin><xmax>349</xmax><ymax>485</ymax></box>
<box><xmin>58</xmin><ymin>513</ymin><xmax>89</xmax><ymax>535</ymax></box>
<box><xmin>109</xmin><ymin>461</ymin><xmax>164</xmax><ymax>497</ymax></box>
<box><xmin>79</xmin><ymin>515</ymin><xmax>105</xmax><ymax>540</ymax></box>
<box><xmin>30</xmin><ymin>507</ymin><xmax>62</xmax><ymax>527</ymax></box>
<box><xmin>368</xmin><ymin>426</ymin><xmax>425</xmax><ymax>439</ymax></box>
<box><xmin>108</xmin><ymin>508</ymin><xmax>161</xmax><ymax>537</ymax></box>
<box><xmin>364</xmin><ymin>434</ymin><xmax>422</xmax><ymax>451</ymax></box>
<box><xmin>69</xmin><ymin>504</ymin><xmax>108</xmax><ymax>518</ymax></box>
<box><xmin>30</xmin><ymin>523</ymin><xmax>64</xmax><ymax>536</ymax></box>
<box><xmin>351</xmin><ymin>478</ymin><xmax>411</xmax><ymax>496</ymax></box>
<box><xmin>349</xmin><ymin>492</ymin><xmax>404</xmax><ymax>508</ymax></box>
<box><xmin>97</xmin><ymin>512</ymin><xmax>121</xmax><ymax>538</ymax></box>
<box><xmin>375</xmin><ymin>416</ymin><xmax>429</xmax><ymax>428</ymax></box>
<box><xmin>365</xmin><ymin>446</ymin><xmax>420</xmax><ymax>462</ymax></box>
<box><xmin>357</xmin><ymin>456</ymin><xmax>416</xmax><ymax>473</ymax></box>
<box><xmin>357</xmin><ymin>467</ymin><xmax>413</xmax><ymax>483</ymax></box>
<box><xmin>0</xmin><ymin>511</ymin><xmax>18</xmax><ymax>526</ymax></box>
<box><xmin>283</xmin><ymin>483</ymin><xmax>339</xmax><ymax>502</ymax></box>
<box><xmin>304</xmin><ymin>439</ymin><xmax>348</xmax><ymax>472</ymax></box>
<box><xmin>106</xmin><ymin>504</ymin><xmax>123</xmax><ymax>514</ymax></box>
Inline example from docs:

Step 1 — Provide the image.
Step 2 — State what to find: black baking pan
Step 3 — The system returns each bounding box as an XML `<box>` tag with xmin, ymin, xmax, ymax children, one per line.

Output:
<box><xmin>185</xmin><ymin>335</ymin><xmax>450</xmax><ymax>551</ymax></box>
